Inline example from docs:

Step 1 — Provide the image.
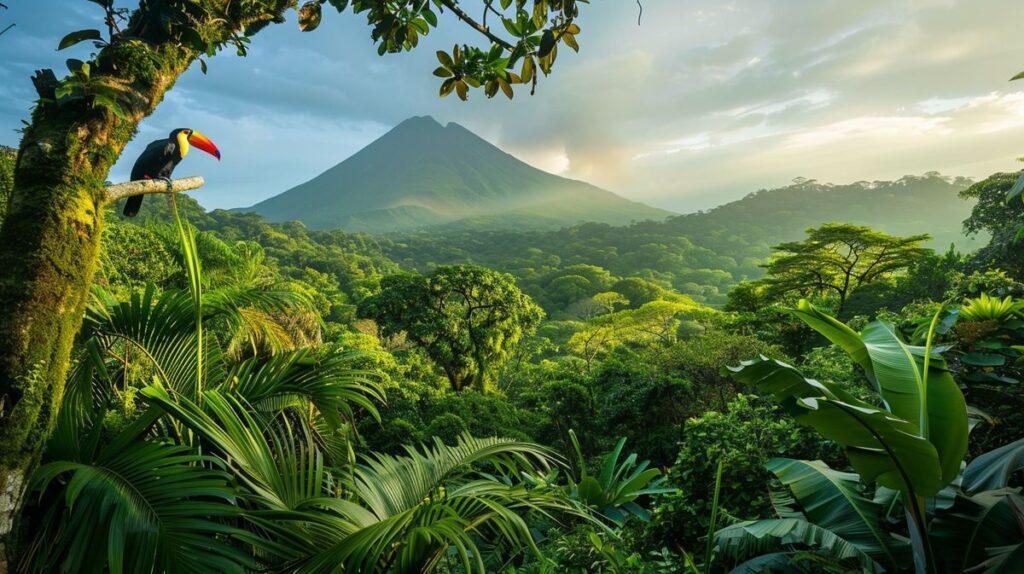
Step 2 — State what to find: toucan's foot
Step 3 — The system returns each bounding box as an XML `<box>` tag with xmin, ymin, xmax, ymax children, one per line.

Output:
<box><xmin>157</xmin><ymin>176</ymin><xmax>173</xmax><ymax>186</ymax></box>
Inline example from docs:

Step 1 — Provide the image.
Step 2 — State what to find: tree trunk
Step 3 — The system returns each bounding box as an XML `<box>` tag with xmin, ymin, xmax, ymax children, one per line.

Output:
<box><xmin>0</xmin><ymin>42</ymin><xmax>194</xmax><ymax>569</ymax></box>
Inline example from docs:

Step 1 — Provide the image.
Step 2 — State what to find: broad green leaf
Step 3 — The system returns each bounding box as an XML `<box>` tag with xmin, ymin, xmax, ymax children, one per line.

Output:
<box><xmin>298</xmin><ymin>1</ymin><xmax>322</xmax><ymax>32</ymax></box>
<box><xmin>793</xmin><ymin>300</ymin><xmax>870</xmax><ymax>372</ymax></box>
<box><xmin>859</xmin><ymin>321</ymin><xmax>968</xmax><ymax>487</ymax></box>
<box><xmin>798</xmin><ymin>397</ymin><xmax>943</xmax><ymax>495</ymax></box>
<box><xmin>497</xmin><ymin>77</ymin><xmax>513</xmax><ymax>99</ymax></box>
<box><xmin>436</xmin><ymin>50</ymin><xmax>454</xmax><ymax>68</ymax></box>
<box><xmin>92</xmin><ymin>94</ymin><xmax>125</xmax><ymax>120</ymax></box>
<box><xmin>439</xmin><ymin>78</ymin><xmax>456</xmax><ymax>97</ymax></box>
<box><xmin>576</xmin><ymin>476</ymin><xmax>606</xmax><ymax>507</ymax></box>
<box><xmin>730</xmin><ymin>357</ymin><xmax>944</xmax><ymax>495</ymax></box>
<box><xmin>1006</xmin><ymin>172</ymin><xmax>1024</xmax><ymax>204</ymax></box>
<box><xmin>727</xmin><ymin>354</ymin><xmax>867</xmax><ymax>408</ymax></box>
<box><xmin>538</xmin><ymin>30</ymin><xmax>556</xmax><ymax>57</ymax></box>
<box><xmin>963</xmin><ymin>438</ymin><xmax>1024</xmax><ymax>494</ymax></box>
<box><xmin>521</xmin><ymin>56</ymin><xmax>535</xmax><ymax>83</ymax></box>
<box><xmin>767</xmin><ymin>458</ymin><xmax>910</xmax><ymax>570</ymax></box>
<box><xmin>409</xmin><ymin>19</ymin><xmax>429</xmax><ymax>35</ymax></box>
<box><xmin>563</xmin><ymin>32</ymin><xmax>579</xmax><ymax>52</ymax></box>
<box><xmin>502</xmin><ymin>17</ymin><xmax>521</xmax><ymax>37</ymax></box>
<box><xmin>58</xmin><ymin>29</ymin><xmax>102</xmax><ymax>50</ymax></box>
<box><xmin>976</xmin><ymin>542</ymin><xmax>1024</xmax><ymax>574</ymax></box>
<box><xmin>931</xmin><ymin>489</ymin><xmax>1024</xmax><ymax>572</ymax></box>
<box><xmin>794</xmin><ymin>302</ymin><xmax>967</xmax><ymax>489</ymax></box>
<box><xmin>961</xmin><ymin>352</ymin><xmax>1006</xmax><ymax>367</ymax></box>
<box><xmin>728</xmin><ymin>553</ymin><xmax>797</xmax><ymax>573</ymax></box>
<box><xmin>715</xmin><ymin>518</ymin><xmax>883</xmax><ymax>572</ymax></box>
<box><xmin>421</xmin><ymin>8</ymin><xmax>437</xmax><ymax>27</ymax></box>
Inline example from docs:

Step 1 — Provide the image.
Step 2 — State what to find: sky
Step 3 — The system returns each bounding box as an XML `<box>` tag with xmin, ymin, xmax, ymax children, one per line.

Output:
<box><xmin>1</xmin><ymin>0</ymin><xmax>1023</xmax><ymax>213</ymax></box>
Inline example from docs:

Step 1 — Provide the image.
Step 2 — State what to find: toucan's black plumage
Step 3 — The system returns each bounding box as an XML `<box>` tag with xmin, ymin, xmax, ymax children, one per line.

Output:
<box><xmin>123</xmin><ymin>128</ymin><xmax>221</xmax><ymax>217</ymax></box>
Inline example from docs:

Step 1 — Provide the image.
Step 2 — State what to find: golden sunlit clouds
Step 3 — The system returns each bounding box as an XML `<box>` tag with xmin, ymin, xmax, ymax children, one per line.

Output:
<box><xmin>2</xmin><ymin>0</ymin><xmax>1024</xmax><ymax>211</ymax></box>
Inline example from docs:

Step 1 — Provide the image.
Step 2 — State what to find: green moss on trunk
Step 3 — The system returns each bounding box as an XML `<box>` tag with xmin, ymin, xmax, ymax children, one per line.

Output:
<box><xmin>0</xmin><ymin>44</ymin><xmax>194</xmax><ymax>568</ymax></box>
<box><xmin>0</xmin><ymin>3</ymin><xmax>311</xmax><ymax>566</ymax></box>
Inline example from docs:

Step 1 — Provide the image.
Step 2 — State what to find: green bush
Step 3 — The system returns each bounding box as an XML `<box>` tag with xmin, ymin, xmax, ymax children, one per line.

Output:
<box><xmin>587</xmin><ymin>350</ymin><xmax>691</xmax><ymax>467</ymax></box>
<box><xmin>647</xmin><ymin>394</ymin><xmax>842</xmax><ymax>553</ymax></box>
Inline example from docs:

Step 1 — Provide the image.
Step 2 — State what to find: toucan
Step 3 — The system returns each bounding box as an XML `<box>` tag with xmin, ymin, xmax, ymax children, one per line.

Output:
<box><xmin>123</xmin><ymin>128</ymin><xmax>221</xmax><ymax>217</ymax></box>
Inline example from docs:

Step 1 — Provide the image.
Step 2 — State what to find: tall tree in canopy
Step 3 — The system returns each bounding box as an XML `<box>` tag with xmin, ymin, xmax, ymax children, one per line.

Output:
<box><xmin>959</xmin><ymin>171</ymin><xmax>1024</xmax><ymax>279</ymax></box>
<box><xmin>0</xmin><ymin>0</ymin><xmax>590</xmax><ymax>563</ymax></box>
<box><xmin>754</xmin><ymin>224</ymin><xmax>931</xmax><ymax>315</ymax></box>
<box><xmin>358</xmin><ymin>265</ymin><xmax>543</xmax><ymax>392</ymax></box>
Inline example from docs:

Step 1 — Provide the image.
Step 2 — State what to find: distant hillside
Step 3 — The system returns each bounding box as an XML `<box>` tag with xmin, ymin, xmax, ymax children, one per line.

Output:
<box><xmin>379</xmin><ymin>174</ymin><xmax>981</xmax><ymax>305</ymax></box>
<box><xmin>672</xmin><ymin>174</ymin><xmax>978</xmax><ymax>253</ymax></box>
<box><xmin>238</xmin><ymin>116</ymin><xmax>672</xmax><ymax>232</ymax></box>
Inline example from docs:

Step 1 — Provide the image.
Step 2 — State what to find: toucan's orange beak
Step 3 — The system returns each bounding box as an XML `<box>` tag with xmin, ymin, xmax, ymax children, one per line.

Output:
<box><xmin>188</xmin><ymin>130</ymin><xmax>221</xmax><ymax>160</ymax></box>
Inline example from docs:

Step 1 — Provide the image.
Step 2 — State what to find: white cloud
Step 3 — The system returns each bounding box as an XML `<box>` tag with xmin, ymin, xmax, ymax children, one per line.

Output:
<box><xmin>2</xmin><ymin>0</ymin><xmax>1024</xmax><ymax>212</ymax></box>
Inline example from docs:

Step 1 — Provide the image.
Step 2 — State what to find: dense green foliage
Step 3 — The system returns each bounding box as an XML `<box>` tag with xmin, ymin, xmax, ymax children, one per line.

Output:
<box><xmin>380</xmin><ymin>174</ymin><xmax>976</xmax><ymax>306</ymax></box>
<box><xmin>0</xmin><ymin>145</ymin><xmax>13</xmax><ymax>219</ymax></box>
<box><xmin>961</xmin><ymin>171</ymin><xmax>1024</xmax><ymax>279</ymax></box>
<box><xmin>10</xmin><ymin>158</ymin><xmax>1024</xmax><ymax>572</ymax></box>
<box><xmin>358</xmin><ymin>265</ymin><xmax>544</xmax><ymax>391</ymax></box>
<box><xmin>0</xmin><ymin>5</ymin><xmax>601</xmax><ymax>564</ymax></box>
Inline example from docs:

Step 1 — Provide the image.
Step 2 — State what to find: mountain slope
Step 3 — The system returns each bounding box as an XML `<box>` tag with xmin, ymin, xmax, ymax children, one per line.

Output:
<box><xmin>239</xmin><ymin>116</ymin><xmax>671</xmax><ymax>232</ymax></box>
<box><xmin>379</xmin><ymin>173</ymin><xmax>981</xmax><ymax>304</ymax></box>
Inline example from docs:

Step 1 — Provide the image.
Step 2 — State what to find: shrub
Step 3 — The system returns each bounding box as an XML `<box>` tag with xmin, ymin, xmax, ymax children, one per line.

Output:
<box><xmin>647</xmin><ymin>394</ymin><xmax>842</xmax><ymax>553</ymax></box>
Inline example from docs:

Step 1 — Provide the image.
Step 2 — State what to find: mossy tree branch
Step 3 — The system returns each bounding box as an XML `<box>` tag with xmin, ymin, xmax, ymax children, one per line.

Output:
<box><xmin>104</xmin><ymin>175</ymin><xmax>204</xmax><ymax>203</ymax></box>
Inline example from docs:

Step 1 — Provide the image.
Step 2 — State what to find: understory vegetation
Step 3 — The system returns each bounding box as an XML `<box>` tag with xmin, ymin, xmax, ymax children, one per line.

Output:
<box><xmin>5</xmin><ymin>0</ymin><xmax>1023</xmax><ymax>571</ymax></box>
<box><xmin>7</xmin><ymin>166</ymin><xmax>1023</xmax><ymax>573</ymax></box>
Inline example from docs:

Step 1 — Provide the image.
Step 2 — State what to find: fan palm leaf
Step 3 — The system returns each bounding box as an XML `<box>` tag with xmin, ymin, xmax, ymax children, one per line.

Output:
<box><xmin>84</xmin><ymin>284</ymin><xmax>217</xmax><ymax>397</ymax></box>
<box><xmin>143</xmin><ymin>385</ymin><xmax>571</xmax><ymax>573</ymax></box>
<box><xmin>24</xmin><ymin>436</ymin><xmax>247</xmax><ymax>574</ymax></box>
<box><xmin>223</xmin><ymin>348</ymin><xmax>383</xmax><ymax>430</ymax></box>
<box><xmin>296</xmin><ymin>434</ymin><xmax>572</xmax><ymax>573</ymax></box>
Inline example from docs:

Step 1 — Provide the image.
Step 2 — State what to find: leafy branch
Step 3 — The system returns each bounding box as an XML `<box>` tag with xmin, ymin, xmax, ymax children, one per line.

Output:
<box><xmin>296</xmin><ymin>0</ymin><xmax>587</xmax><ymax>100</ymax></box>
<box><xmin>0</xmin><ymin>2</ymin><xmax>13</xmax><ymax>38</ymax></box>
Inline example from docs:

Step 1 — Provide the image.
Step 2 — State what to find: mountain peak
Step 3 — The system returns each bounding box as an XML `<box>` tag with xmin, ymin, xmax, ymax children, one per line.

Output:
<box><xmin>392</xmin><ymin>115</ymin><xmax>443</xmax><ymax>132</ymax></box>
<box><xmin>240</xmin><ymin>118</ymin><xmax>673</xmax><ymax>232</ymax></box>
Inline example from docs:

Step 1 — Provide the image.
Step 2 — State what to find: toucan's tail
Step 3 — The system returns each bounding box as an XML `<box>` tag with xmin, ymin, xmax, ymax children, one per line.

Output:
<box><xmin>123</xmin><ymin>195</ymin><xmax>143</xmax><ymax>217</ymax></box>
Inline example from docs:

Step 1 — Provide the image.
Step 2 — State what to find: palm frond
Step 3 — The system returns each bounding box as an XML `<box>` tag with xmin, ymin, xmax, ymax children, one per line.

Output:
<box><xmin>26</xmin><ymin>438</ymin><xmax>247</xmax><ymax>574</ymax></box>
<box><xmin>351</xmin><ymin>434</ymin><xmax>557</xmax><ymax>518</ymax></box>
<box><xmin>84</xmin><ymin>284</ymin><xmax>222</xmax><ymax>397</ymax></box>
<box><xmin>205</xmin><ymin>285</ymin><xmax>321</xmax><ymax>358</ymax></box>
<box><xmin>299</xmin><ymin>434</ymin><xmax>570</xmax><ymax>574</ymax></box>
<box><xmin>47</xmin><ymin>338</ymin><xmax>118</xmax><ymax>462</ymax></box>
<box><xmin>222</xmin><ymin>349</ymin><xmax>383</xmax><ymax>430</ymax></box>
<box><xmin>142</xmin><ymin>386</ymin><xmax>328</xmax><ymax>510</ymax></box>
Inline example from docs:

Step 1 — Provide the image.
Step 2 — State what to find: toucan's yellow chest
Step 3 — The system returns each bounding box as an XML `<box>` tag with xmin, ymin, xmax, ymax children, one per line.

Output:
<box><xmin>176</xmin><ymin>131</ymin><xmax>190</xmax><ymax>159</ymax></box>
